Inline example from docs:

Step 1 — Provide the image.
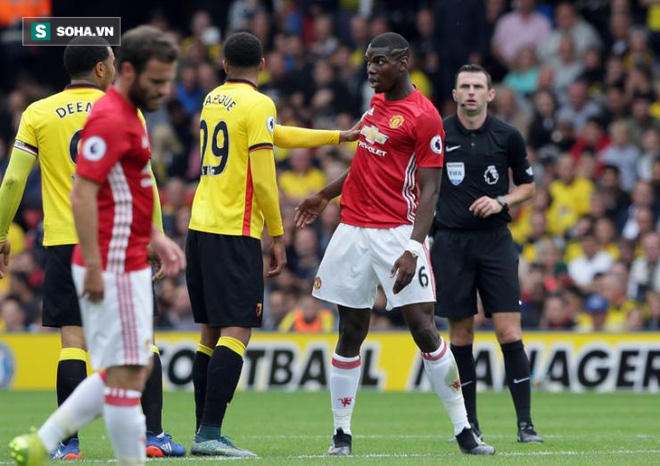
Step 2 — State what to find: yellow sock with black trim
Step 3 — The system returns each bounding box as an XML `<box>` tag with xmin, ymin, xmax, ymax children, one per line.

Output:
<box><xmin>196</xmin><ymin>337</ymin><xmax>246</xmax><ymax>440</ymax></box>
<box><xmin>193</xmin><ymin>344</ymin><xmax>213</xmax><ymax>430</ymax></box>
<box><xmin>57</xmin><ymin>348</ymin><xmax>88</xmax><ymax>442</ymax></box>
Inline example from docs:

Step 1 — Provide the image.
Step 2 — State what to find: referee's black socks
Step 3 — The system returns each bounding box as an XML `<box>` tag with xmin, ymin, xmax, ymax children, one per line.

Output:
<box><xmin>196</xmin><ymin>337</ymin><xmax>245</xmax><ymax>441</ymax></box>
<box><xmin>450</xmin><ymin>344</ymin><xmax>479</xmax><ymax>429</ymax></box>
<box><xmin>501</xmin><ymin>340</ymin><xmax>532</xmax><ymax>426</ymax></box>
<box><xmin>142</xmin><ymin>345</ymin><xmax>163</xmax><ymax>434</ymax></box>
<box><xmin>57</xmin><ymin>348</ymin><xmax>88</xmax><ymax>443</ymax></box>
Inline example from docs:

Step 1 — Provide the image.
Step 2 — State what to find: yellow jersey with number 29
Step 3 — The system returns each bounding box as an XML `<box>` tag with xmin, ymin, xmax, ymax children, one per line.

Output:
<box><xmin>189</xmin><ymin>79</ymin><xmax>280</xmax><ymax>240</ymax></box>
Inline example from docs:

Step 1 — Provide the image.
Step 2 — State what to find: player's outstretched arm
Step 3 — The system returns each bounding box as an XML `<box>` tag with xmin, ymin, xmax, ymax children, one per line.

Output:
<box><xmin>391</xmin><ymin>167</ymin><xmax>441</xmax><ymax>294</ymax></box>
<box><xmin>294</xmin><ymin>169</ymin><xmax>350</xmax><ymax>228</ymax></box>
<box><xmin>71</xmin><ymin>177</ymin><xmax>104</xmax><ymax>301</ymax></box>
<box><xmin>274</xmin><ymin>123</ymin><xmax>360</xmax><ymax>149</ymax></box>
<box><xmin>0</xmin><ymin>148</ymin><xmax>37</xmax><ymax>278</ymax></box>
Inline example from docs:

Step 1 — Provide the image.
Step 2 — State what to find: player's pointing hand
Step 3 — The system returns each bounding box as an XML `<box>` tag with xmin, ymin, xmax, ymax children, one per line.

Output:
<box><xmin>294</xmin><ymin>193</ymin><xmax>329</xmax><ymax>228</ymax></box>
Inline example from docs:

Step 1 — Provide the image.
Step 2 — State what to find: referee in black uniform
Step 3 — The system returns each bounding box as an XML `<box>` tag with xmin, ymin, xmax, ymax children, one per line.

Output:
<box><xmin>431</xmin><ymin>64</ymin><xmax>542</xmax><ymax>443</ymax></box>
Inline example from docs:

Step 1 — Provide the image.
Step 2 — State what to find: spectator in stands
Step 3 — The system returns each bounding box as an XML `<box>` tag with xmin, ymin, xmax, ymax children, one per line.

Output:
<box><xmin>548</xmin><ymin>35</ymin><xmax>585</xmax><ymax>98</ymax></box>
<box><xmin>594</xmin><ymin>216</ymin><xmax>620</xmax><ymax>260</ymax></box>
<box><xmin>491</xmin><ymin>0</ymin><xmax>552</xmax><ymax>68</ymax></box>
<box><xmin>570</xmin><ymin>117</ymin><xmax>610</xmax><ymax>168</ymax></box>
<box><xmin>556</xmin><ymin>80</ymin><xmax>603</xmax><ymax>131</ymax></box>
<box><xmin>540</xmin><ymin>292</ymin><xmax>576</xmax><ymax>330</ymax></box>
<box><xmin>263</xmin><ymin>288</ymin><xmax>292</xmax><ymax>331</ymax></box>
<box><xmin>577</xmin><ymin>293</ymin><xmax>609</xmax><ymax>331</ymax></box>
<box><xmin>278</xmin><ymin>294</ymin><xmax>334</xmax><ymax>333</ymax></box>
<box><xmin>548</xmin><ymin>154</ymin><xmax>594</xmax><ymax>235</ymax></box>
<box><xmin>538</xmin><ymin>2</ymin><xmax>602</xmax><ymax>63</ymax></box>
<box><xmin>627</xmin><ymin>92</ymin><xmax>659</xmax><ymax>147</ymax></box>
<box><xmin>279</xmin><ymin>148</ymin><xmax>326</xmax><ymax>204</ymax></box>
<box><xmin>578</xmin><ymin>47</ymin><xmax>605</xmax><ymax>96</ymax></box>
<box><xmin>607</xmin><ymin>12</ymin><xmax>632</xmax><ymax>57</ymax></box>
<box><xmin>637</xmin><ymin>127</ymin><xmax>660</xmax><ymax>182</ymax></box>
<box><xmin>629</xmin><ymin>231</ymin><xmax>660</xmax><ymax>301</ymax></box>
<box><xmin>645</xmin><ymin>290</ymin><xmax>660</xmax><ymax>330</ymax></box>
<box><xmin>0</xmin><ymin>296</ymin><xmax>27</xmax><ymax>332</ymax></box>
<box><xmin>600</xmin><ymin>165</ymin><xmax>631</xmax><ymax>227</ymax></box>
<box><xmin>602</xmin><ymin>272</ymin><xmax>641</xmax><ymax>331</ymax></box>
<box><xmin>527</xmin><ymin>90</ymin><xmax>558</xmax><ymax>151</ymax></box>
<box><xmin>600</xmin><ymin>120</ymin><xmax>641</xmax><ymax>192</ymax></box>
<box><xmin>504</xmin><ymin>46</ymin><xmax>540</xmax><ymax>97</ymax></box>
<box><xmin>8</xmin><ymin>271</ymin><xmax>40</xmax><ymax>326</ymax></box>
<box><xmin>491</xmin><ymin>85</ymin><xmax>532</xmax><ymax>137</ymax></box>
<box><xmin>621</xmin><ymin>180</ymin><xmax>658</xmax><ymax>240</ymax></box>
<box><xmin>602</xmin><ymin>84</ymin><xmax>629</xmax><ymax>125</ymax></box>
<box><xmin>310</xmin><ymin>14</ymin><xmax>339</xmax><ymax>59</ymax></box>
<box><xmin>624</xmin><ymin>27</ymin><xmax>654</xmax><ymax>71</ymax></box>
<box><xmin>568</xmin><ymin>229</ymin><xmax>615</xmax><ymax>290</ymax></box>
<box><xmin>433</xmin><ymin>0</ymin><xmax>488</xmax><ymax>106</ymax></box>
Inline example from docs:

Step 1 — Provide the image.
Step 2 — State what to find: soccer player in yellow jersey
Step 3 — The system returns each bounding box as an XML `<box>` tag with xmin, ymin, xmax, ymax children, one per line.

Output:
<box><xmin>187</xmin><ymin>32</ymin><xmax>357</xmax><ymax>457</ymax></box>
<box><xmin>0</xmin><ymin>37</ymin><xmax>185</xmax><ymax>459</ymax></box>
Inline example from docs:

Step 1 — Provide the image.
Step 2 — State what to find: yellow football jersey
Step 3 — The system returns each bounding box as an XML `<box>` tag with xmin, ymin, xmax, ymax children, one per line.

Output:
<box><xmin>190</xmin><ymin>79</ymin><xmax>279</xmax><ymax>239</ymax></box>
<box><xmin>14</xmin><ymin>84</ymin><xmax>147</xmax><ymax>246</ymax></box>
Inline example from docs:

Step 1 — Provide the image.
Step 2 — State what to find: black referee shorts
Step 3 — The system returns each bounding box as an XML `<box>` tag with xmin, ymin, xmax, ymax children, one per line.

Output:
<box><xmin>43</xmin><ymin>244</ymin><xmax>82</xmax><ymax>327</ymax></box>
<box><xmin>431</xmin><ymin>227</ymin><xmax>521</xmax><ymax>319</ymax></box>
<box><xmin>186</xmin><ymin>230</ymin><xmax>264</xmax><ymax>328</ymax></box>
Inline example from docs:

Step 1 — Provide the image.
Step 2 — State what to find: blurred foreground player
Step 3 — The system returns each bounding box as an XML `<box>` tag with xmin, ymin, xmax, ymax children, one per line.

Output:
<box><xmin>0</xmin><ymin>37</ymin><xmax>185</xmax><ymax>459</ymax></box>
<box><xmin>9</xmin><ymin>26</ymin><xmax>185</xmax><ymax>466</ymax></box>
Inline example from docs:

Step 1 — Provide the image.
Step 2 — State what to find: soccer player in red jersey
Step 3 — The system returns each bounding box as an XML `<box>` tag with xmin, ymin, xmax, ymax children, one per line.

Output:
<box><xmin>295</xmin><ymin>33</ymin><xmax>495</xmax><ymax>456</ymax></box>
<box><xmin>9</xmin><ymin>26</ymin><xmax>185</xmax><ymax>466</ymax></box>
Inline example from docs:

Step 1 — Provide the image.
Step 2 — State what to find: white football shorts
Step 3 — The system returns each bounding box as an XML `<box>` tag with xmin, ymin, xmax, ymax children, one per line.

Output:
<box><xmin>312</xmin><ymin>223</ymin><xmax>436</xmax><ymax>310</ymax></box>
<box><xmin>72</xmin><ymin>265</ymin><xmax>153</xmax><ymax>370</ymax></box>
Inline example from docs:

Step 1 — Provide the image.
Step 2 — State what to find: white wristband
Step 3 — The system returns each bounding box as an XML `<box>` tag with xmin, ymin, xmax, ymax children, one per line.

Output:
<box><xmin>405</xmin><ymin>239</ymin><xmax>423</xmax><ymax>258</ymax></box>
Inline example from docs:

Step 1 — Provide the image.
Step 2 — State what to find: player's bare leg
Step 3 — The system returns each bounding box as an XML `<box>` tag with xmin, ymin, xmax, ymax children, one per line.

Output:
<box><xmin>402</xmin><ymin>304</ymin><xmax>494</xmax><ymax>455</ymax></box>
<box><xmin>492</xmin><ymin>312</ymin><xmax>542</xmax><ymax>443</ymax></box>
<box><xmin>326</xmin><ymin>306</ymin><xmax>370</xmax><ymax>456</ymax></box>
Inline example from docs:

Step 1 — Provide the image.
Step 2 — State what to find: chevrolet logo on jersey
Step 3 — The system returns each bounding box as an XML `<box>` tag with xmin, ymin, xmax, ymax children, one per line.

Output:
<box><xmin>360</xmin><ymin>125</ymin><xmax>389</xmax><ymax>145</ymax></box>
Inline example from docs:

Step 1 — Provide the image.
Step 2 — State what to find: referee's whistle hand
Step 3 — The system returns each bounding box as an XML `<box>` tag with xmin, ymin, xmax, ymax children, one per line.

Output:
<box><xmin>391</xmin><ymin>252</ymin><xmax>416</xmax><ymax>294</ymax></box>
<box><xmin>469</xmin><ymin>196</ymin><xmax>502</xmax><ymax>218</ymax></box>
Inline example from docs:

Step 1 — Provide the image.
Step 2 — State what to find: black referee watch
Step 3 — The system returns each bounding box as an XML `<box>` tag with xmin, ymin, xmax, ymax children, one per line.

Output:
<box><xmin>496</xmin><ymin>195</ymin><xmax>509</xmax><ymax>211</ymax></box>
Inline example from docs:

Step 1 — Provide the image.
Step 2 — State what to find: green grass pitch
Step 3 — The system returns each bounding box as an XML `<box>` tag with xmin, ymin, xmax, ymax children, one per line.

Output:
<box><xmin>0</xmin><ymin>390</ymin><xmax>657</xmax><ymax>464</ymax></box>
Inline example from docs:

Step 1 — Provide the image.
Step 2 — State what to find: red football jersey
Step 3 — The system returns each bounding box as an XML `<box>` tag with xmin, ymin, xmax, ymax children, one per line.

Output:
<box><xmin>340</xmin><ymin>89</ymin><xmax>445</xmax><ymax>228</ymax></box>
<box><xmin>72</xmin><ymin>87</ymin><xmax>154</xmax><ymax>273</ymax></box>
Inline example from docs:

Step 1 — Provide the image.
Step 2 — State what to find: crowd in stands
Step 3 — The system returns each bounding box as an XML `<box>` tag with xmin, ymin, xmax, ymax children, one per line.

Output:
<box><xmin>1</xmin><ymin>0</ymin><xmax>659</xmax><ymax>333</ymax></box>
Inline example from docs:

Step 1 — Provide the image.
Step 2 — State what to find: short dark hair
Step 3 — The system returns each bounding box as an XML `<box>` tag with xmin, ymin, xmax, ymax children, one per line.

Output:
<box><xmin>369</xmin><ymin>32</ymin><xmax>410</xmax><ymax>59</ymax></box>
<box><xmin>224</xmin><ymin>32</ymin><xmax>263</xmax><ymax>69</ymax></box>
<box><xmin>117</xmin><ymin>25</ymin><xmax>179</xmax><ymax>74</ymax></box>
<box><xmin>63</xmin><ymin>37</ymin><xmax>111</xmax><ymax>79</ymax></box>
<box><xmin>455</xmin><ymin>64</ymin><xmax>492</xmax><ymax>89</ymax></box>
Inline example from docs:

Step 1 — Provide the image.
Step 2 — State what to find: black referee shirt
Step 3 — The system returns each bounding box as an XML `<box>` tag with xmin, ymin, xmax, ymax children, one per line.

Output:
<box><xmin>434</xmin><ymin>114</ymin><xmax>534</xmax><ymax>230</ymax></box>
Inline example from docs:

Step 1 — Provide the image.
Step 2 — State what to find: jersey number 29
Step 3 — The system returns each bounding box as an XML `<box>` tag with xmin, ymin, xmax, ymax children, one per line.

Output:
<box><xmin>200</xmin><ymin>119</ymin><xmax>229</xmax><ymax>176</ymax></box>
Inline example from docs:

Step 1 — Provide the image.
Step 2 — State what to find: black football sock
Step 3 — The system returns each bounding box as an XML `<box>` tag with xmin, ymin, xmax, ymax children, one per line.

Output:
<box><xmin>57</xmin><ymin>348</ymin><xmax>88</xmax><ymax>443</ymax></box>
<box><xmin>142</xmin><ymin>346</ymin><xmax>163</xmax><ymax>435</ymax></box>
<box><xmin>197</xmin><ymin>338</ymin><xmax>245</xmax><ymax>441</ymax></box>
<box><xmin>501</xmin><ymin>340</ymin><xmax>532</xmax><ymax>426</ymax></box>
<box><xmin>451</xmin><ymin>344</ymin><xmax>479</xmax><ymax>429</ymax></box>
<box><xmin>193</xmin><ymin>344</ymin><xmax>213</xmax><ymax>431</ymax></box>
